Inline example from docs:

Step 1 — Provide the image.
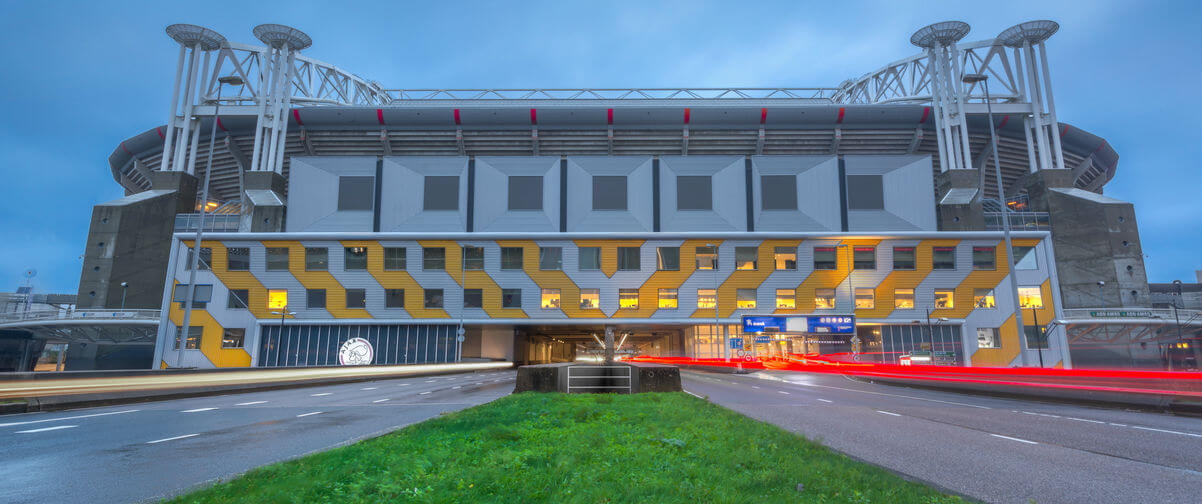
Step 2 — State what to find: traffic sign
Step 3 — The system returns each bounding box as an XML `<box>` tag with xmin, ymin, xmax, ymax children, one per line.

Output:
<box><xmin>729</xmin><ymin>337</ymin><xmax>743</xmax><ymax>349</ymax></box>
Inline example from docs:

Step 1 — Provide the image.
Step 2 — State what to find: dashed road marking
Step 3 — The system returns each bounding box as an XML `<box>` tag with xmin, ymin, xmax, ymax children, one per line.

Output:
<box><xmin>310</xmin><ymin>393</ymin><xmax>332</xmax><ymax>397</ymax></box>
<box><xmin>452</xmin><ymin>386</ymin><xmax>461</xmax><ymax>389</ymax></box>
<box><xmin>181</xmin><ymin>408</ymin><xmax>216</xmax><ymax>413</ymax></box>
<box><xmin>1065</xmin><ymin>416</ymin><xmax>1105</xmax><ymax>424</ymax></box>
<box><xmin>991</xmin><ymin>433</ymin><xmax>1038</xmax><ymax>445</ymax></box>
<box><xmin>16</xmin><ymin>425</ymin><xmax>77</xmax><ymax>434</ymax></box>
<box><xmin>1130</xmin><ymin>425</ymin><xmax>1202</xmax><ymax>438</ymax></box>
<box><xmin>296</xmin><ymin>411</ymin><xmax>322</xmax><ymax>418</ymax></box>
<box><xmin>147</xmin><ymin>433</ymin><xmax>198</xmax><ymax>444</ymax></box>
<box><xmin>0</xmin><ymin>409</ymin><xmax>139</xmax><ymax>428</ymax></box>
<box><xmin>876</xmin><ymin>410</ymin><xmax>901</xmax><ymax>417</ymax></box>
<box><xmin>360</xmin><ymin>387</ymin><xmax>378</xmax><ymax>391</ymax></box>
<box><xmin>372</xmin><ymin>398</ymin><xmax>390</xmax><ymax>403</ymax></box>
<box><xmin>777</xmin><ymin>390</ymin><xmax>790</xmax><ymax>395</ymax></box>
<box><xmin>236</xmin><ymin>401</ymin><xmax>267</xmax><ymax>406</ymax></box>
<box><xmin>817</xmin><ymin>398</ymin><xmax>833</xmax><ymax>403</ymax></box>
<box><xmin>419</xmin><ymin>391</ymin><xmax>432</xmax><ymax>395</ymax></box>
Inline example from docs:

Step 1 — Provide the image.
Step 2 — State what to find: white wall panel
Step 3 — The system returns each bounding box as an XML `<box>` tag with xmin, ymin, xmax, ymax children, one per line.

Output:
<box><xmin>565</xmin><ymin>156</ymin><xmax>654</xmax><ymax>232</ymax></box>
<box><xmin>659</xmin><ymin>156</ymin><xmax>744</xmax><ymax>231</ymax></box>
<box><xmin>474</xmin><ymin>156</ymin><xmax>560</xmax><ymax>232</ymax></box>
<box><xmin>380</xmin><ymin>156</ymin><xmax>469</xmax><ymax>232</ymax></box>
<box><xmin>752</xmin><ymin>156</ymin><xmax>841</xmax><ymax>232</ymax></box>
<box><xmin>286</xmin><ymin>156</ymin><xmax>376</xmax><ymax>232</ymax></box>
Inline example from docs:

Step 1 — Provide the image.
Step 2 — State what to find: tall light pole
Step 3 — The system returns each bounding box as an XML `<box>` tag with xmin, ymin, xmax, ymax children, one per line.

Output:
<box><xmin>178</xmin><ymin>73</ymin><xmax>244</xmax><ymax>367</ymax></box>
<box><xmin>1172</xmin><ymin>279</ymin><xmax>1184</xmax><ymax>344</ymax></box>
<box><xmin>120</xmin><ymin>282</ymin><xmax>129</xmax><ymax>311</ymax></box>
<box><xmin>964</xmin><ymin>72</ymin><xmax>1027</xmax><ymax>365</ymax></box>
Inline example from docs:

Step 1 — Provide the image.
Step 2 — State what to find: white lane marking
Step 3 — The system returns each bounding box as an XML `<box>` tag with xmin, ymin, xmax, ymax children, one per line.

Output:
<box><xmin>817</xmin><ymin>398</ymin><xmax>833</xmax><ymax>403</ymax></box>
<box><xmin>147</xmin><ymin>433</ymin><xmax>198</xmax><ymax>444</ymax></box>
<box><xmin>1130</xmin><ymin>425</ymin><xmax>1202</xmax><ymax>438</ymax></box>
<box><xmin>777</xmin><ymin>390</ymin><xmax>790</xmax><ymax>395</ymax></box>
<box><xmin>991</xmin><ymin>433</ymin><xmax>1038</xmax><ymax>445</ymax></box>
<box><xmin>1065</xmin><ymin>416</ymin><xmax>1105</xmax><ymax>424</ymax></box>
<box><xmin>399</xmin><ymin>383</ymin><xmax>411</xmax><ymax>386</ymax></box>
<box><xmin>729</xmin><ymin>381</ymin><xmax>739</xmax><ymax>385</ymax></box>
<box><xmin>181</xmin><ymin>407</ymin><xmax>216</xmax><ymax>413</ymax></box>
<box><xmin>16</xmin><ymin>425</ymin><xmax>78</xmax><ymax>434</ymax></box>
<box><xmin>1022</xmin><ymin>411</ymin><xmax>1061</xmax><ymax>419</ymax></box>
<box><xmin>235</xmin><ymin>401</ymin><xmax>267</xmax><ymax>406</ymax></box>
<box><xmin>755</xmin><ymin>374</ymin><xmax>991</xmax><ymax>409</ymax></box>
<box><xmin>876</xmin><ymin>410</ymin><xmax>901</xmax><ymax>417</ymax></box>
<box><xmin>1109</xmin><ymin>423</ymin><xmax>1128</xmax><ymax>427</ymax></box>
<box><xmin>296</xmin><ymin>411</ymin><xmax>322</xmax><ymax>418</ymax></box>
<box><xmin>476</xmin><ymin>382</ymin><xmax>484</xmax><ymax>385</ymax></box>
<box><xmin>419</xmin><ymin>391</ymin><xmax>432</xmax><ymax>395</ymax></box>
<box><xmin>452</xmin><ymin>386</ymin><xmax>462</xmax><ymax>389</ymax></box>
<box><xmin>372</xmin><ymin>398</ymin><xmax>390</xmax><ymax>403</ymax></box>
<box><xmin>310</xmin><ymin>392</ymin><xmax>332</xmax><ymax>397</ymax></box>
<box><xmin>751</xmin><ymin>386</ymin><xmax>761</xmax><ymax>389</ymax></box>
<box><xmin>0</xmin><ymin>409</ymin><xmax>139</xmax><ymax>428</ymax></box>
<box><xmin>424</xmin><ymin>380</ymin><xmax>436</xmax><ymax>383</ymax></box>
<box><xmin>361</xmin><ymin>387</ymin><xmax>378</xmax><ymax>391</ymax></box>
<box><xmin>683</xmin><ymin>389</ymin><xmax>704</xmax><ymax>399</ymax></box>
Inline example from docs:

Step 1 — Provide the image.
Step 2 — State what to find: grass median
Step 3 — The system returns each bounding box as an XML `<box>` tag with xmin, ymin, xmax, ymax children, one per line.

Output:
<box><xmin>171</xmin><ymin>392</ymin><xmax>962</xmax><ymax>503</ymax></box>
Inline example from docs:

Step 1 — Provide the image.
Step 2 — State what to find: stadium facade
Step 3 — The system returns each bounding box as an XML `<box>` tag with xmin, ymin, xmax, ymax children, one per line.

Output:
<box><xmin>57</xmin><ymin>20</ymin><xmax>1199</xmax><ymax>371</ymax></box>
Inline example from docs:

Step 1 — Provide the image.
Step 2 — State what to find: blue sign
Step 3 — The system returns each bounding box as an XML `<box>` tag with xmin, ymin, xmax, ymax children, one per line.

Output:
<box><xmin>807</xmin><ymin>315</ymin><xmax>855</xmax><ymax>334</ymax></box>
<box><xmin>729</xmin><ymin>337</ymin><xmax>743</xmax><ymax>349</ymax></box>
<box><xmin>754</xmin><ymin>335</ymin><xmax>772</xmax><ymax>344</ymax></box>
<box><xmin>742</xmin><ymin>316</ymin><xmax>787</xmax><ymax>333</ymax></box>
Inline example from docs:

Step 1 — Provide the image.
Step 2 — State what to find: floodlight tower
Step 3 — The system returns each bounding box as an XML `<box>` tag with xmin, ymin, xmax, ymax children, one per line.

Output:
<box><xmin>996</xmin><ymin>20</ymin><xmax>1064</xmax><ymax>175</ymax></box>
<box><xmin>250</xmin><ymin>24</ymin><xmax>312</xmax><ymax>175</ymax></box>
<box><xmin>162</xmin><ymin>24</ymin><xmax>227</xmax><ymax>174</ymax></box>
<box><xmin>910</xmin><ymin>21</ymin><xmax>974</xmax><ymax>175</ymax></box>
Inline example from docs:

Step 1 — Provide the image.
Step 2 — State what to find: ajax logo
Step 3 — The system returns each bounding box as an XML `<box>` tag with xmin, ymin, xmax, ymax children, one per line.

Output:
<box><xmin>338</xmin><ymin>337</ymin><xmax>374</xmax><ymax>366</ymax></box>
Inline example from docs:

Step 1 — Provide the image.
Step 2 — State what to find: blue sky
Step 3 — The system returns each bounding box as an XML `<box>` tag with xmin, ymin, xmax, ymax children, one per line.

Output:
<box><xmin>1</xmin><ymin>0</ymin><xmax>1199</xmax><ymax>294</ymax></box>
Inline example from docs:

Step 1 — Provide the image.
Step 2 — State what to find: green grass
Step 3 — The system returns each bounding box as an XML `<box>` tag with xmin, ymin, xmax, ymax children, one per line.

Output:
<box><xmin>170</xmin><ymin>393</ymin><xmax>962</xmax><ymax>503</ymax></box>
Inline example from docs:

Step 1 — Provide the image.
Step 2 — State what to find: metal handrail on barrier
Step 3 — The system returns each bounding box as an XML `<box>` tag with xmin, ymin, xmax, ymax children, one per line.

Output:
<box><xmin>0</xmin><ymin>309</ymin><xmax>161</xmax><ymax>324</ymax></box>
<box><xmin>566</xmin><ymin>365</ymin><xmax>632</xmax><ymax>394</ymax></box>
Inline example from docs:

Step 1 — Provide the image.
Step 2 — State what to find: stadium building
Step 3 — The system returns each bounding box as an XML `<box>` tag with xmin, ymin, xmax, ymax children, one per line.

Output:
<box><xmin>47</xmin><ymin>20</ymin><xmax>1198</xmax><ymax>371</ymax></box>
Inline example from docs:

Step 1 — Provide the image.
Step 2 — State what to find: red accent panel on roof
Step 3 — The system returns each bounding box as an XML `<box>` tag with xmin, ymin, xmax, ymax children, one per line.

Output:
<box><xmin>216</xmin><ymin>117</ymin><xmax>227</xmax><ymax>132</ymax></box>
<box><xmin>919</xmin><ymin>106</ymin><xmax>930</xmax><ymax>123</ymax></box>
<box><xmin>156</xmin><ymin>127</ymin><xmax>164</xmax><ymax>139</ymax></box>
<box><xmin>453</xmin><ymin>109</ymin><xmax>461</xmax><ymax>125</ymax></box>
<box><xmin>607</xmin><ymin>108</ymin><xmax>613</xmax><ymax>125</ymax></box>
<box><xmin>997</xmin><ymin>115</ymin><xmax>1009</xmax><ymax>130</ymax></box>
<box><xmin>376</xmin><ymin>109</ymin><xmax>385</xmax><ymax>125</ymax></box>
<box><xmin>530</xmin><ymin>108</ymin><xmax>538</xmax><ymax>125</ymax></box>
<box><xmin>760</xmin><ymin>108</ymin><xmax>767</xmax><ymax>124</ymax></box>
<box><xmin>292</xmin><ymin>109</ymin><xmax>304</xmax><ymax>126</ymax></box>
<box><xmin>120</xmin><ymin>142</ymin><xmax>131</xmax><ymax>155</ymax></box>
<box><xmin>1061</xmin><ymin>124</ymin><xmax>1069</xmax><ymax>137</ymax></box>
<box><xmin>683</xmin><ymin>108</ymin><xmax>690</xmax><ymax>124</ymax></box>
<box><xmin>836</xmin><ymin>107</ymin><xmax>845</xmax><ymax>124</ymax></box>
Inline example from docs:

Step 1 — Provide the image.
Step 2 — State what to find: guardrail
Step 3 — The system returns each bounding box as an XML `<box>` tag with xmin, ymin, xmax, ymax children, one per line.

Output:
<box><xmin>0</xmin><ymin>309</ymin><xmax>161</xmax><ymax>324</ymax></box>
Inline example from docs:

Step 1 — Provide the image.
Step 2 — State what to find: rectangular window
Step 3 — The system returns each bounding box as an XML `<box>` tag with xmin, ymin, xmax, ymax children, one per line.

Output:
<box><xmin>1018</xmin><ymin>286</ymin><xmax>1044</xmax><ymax>308</ymax></box>
<box><xmin>172</xmin><ymin>284</ymin><xmax>212</xmax><ymax>308</ymax></box>
<box><xmin>463</xmin><ymin>289</ymin><xmax>483</xmax><ymax>308</ymax></box>
<box><xmin>617</xmin><ymin>247</ymin><xmax>640</xmax><ymax>271</ymax></box>
<box><xmin>344</xmin><ymin>247</ymin><xmax>368</xmax><ymax>271</ymax></box>
<box><xmin>932</xmin><ymin>246</ymin><xmax>956</xmax><ymax>270</ymax></box>
<box><xmin>977</xmin><ymin>328</ymin><xmax>1000</xmax><ymax>349</ymax></box>
<box><xmin>1014</xmin><ymin>246</ymin><xmax>1038</xmax><ymax>270</ymax></box>
<box><xmin>508</xmin><ymin>175</ymin><xmax>543</xmax><ymax>210</ymax></box>
<box><xmin>774</xmin><ymin>247</ymin><xmax>797</xmax><ymax>270</ymax></box>
<box><xmin>173</xmin><ymin>326</ymin><xmax>202</xmax><ymax>350</ymax></box>
<box><xmin>815</xmin><ymin>288</ymin><xmax>836</xmax><ymax>309</ymax></box>
<box><xmin>846</xmin><ymin>174</ymin><xmax>885</xmax><ymax>210</ymax></box>
<box><xmin>853</xmin><ymin>246</ymin><xmax>876</xmax><ymax>270</ymax></box>
<box><xmin>423</xmin><ymin>247</ymin><xmax>446</xmax><ymax>270</ymax></box>
<box><xmin>934</xmin><ymin>289</ymin><xmax>955</xmax><ymax>309</ymax></box>
<box><xmin>974</xmin><ymin>289</ymin><xmax>996</xmax><ymax>309</ymax></box>
<box><xmin>423</xmin><ymin>175</ymin><xmax>459</xmax><ymax>211</ymax></box>
<box><xmin>619</xmin><ymin>289</ymin><xmax>639</xmax><ymax>309</ymax></box>
<box><xmin>501</xmin><ymin>247</ymin><xmax>524</xmax><ymax>270</ymax></box>
<box><xmin>267</xmin><ymin>289</ymin><xmax>288</xmax><ymax>310</ymax></box>
<box><xmin>578</xmin><ymin>247</ymin><xmax>601</xmax><ymax>271</ymax></box>
<box><xmin>541</xmin><ymin>288</ymin><xmax>561</xmax><ymax>309</ymax></box>
<box><xmin>1025</xmin><ymin>325</ymin><xmax>1049</xmax><ymax>349</ymax></box>
<box><xmin>337</xmin><ymin>176</ymin><xmax>375</xmax><ymax>211</ymax></box>
<box><xmin>384</xmin><ymin>247</ymin><xmax>407</xmax><ymax>270</ymax></box>
<box><xmin>676</xmin><ymin>175</ymin><xmax>712</xmax><ymax>210</ymax></box>
<box><xmin>695</xmin><ymin>246</ymin><xmax>718</xmax><ymax>270</ymax></box>
<box><xmin>306</xmin><ymin>289</ymin><xmax>326</xmax><ymax>309</ymax></box>
<box><xmin>227</xmin><ymin>289</ymin><xmax>249</xmax><ymax>309</ymax></box>
<box><xmin>735</xmin><ymin>247</ymin><xmax>758</xmax><ymax>270</ymax></box>
<box><xmin>385</xmin><ymin>288</ymin><xmax>405</xmax><ymax>308</ymax></box>
<box><xmin>185</xmin><ymin>247</ymin><xmax>212</xmax><ymax>270</ymax></box>
<box><xmin>592</xmin><ymin>175</ymin><xmax>628</xmax><ymax>210</ymax></box>
<box><xmin>266</xmin><ymin>247</ymin><xmax>289</xmax><ymax>271</ymax></box>
<box><xmin>972</xmin><ymin>246</ymin><xmax>996</xmax><ymax>270</ymax></box>
<box><xmin>579</xmin><ymin>289</ymin><xmax>599</xmax><ymax>309</ymax></box>
<box><xmin>346</xmin><ymin>288</ymin><xmax>366</xmax><ymax>309</ymax></box>
<box><xmin>656</xmin><ymin>247</ymin><xmax>680</xmax><ymax>271</ymax></box>
<box><xmin>736</xmin><ymin>288</ymin><xmax>757</xmax><ymax>309</ymax></box>
<box><xmin>894</xmin><ymin>288</ymin><xmax>915</xmax><ymax>309</ymax></box>
<box><xmin>814</xmin><ymin>247</ymin><xmax>837</xmax><ymax>270</ymax></box>
<box><xmin>539</xmin><ymin>247</ymin><xmax>563</xmax><ymax>270</ymax></box>
<box><xmin>424</xmin><ymin>289</ymin><xmax>444</xmax><ymax>309</ymax></box>
<box><xmin>855</xmin><ymin>288</ymin><xmax>874</xmax><ymax>309</ymax></box>
<box><xmin>776</xmin><ymin>289</ymin><xmax>796</xmax><ymax>309</ymax></box>
<box><xmin>658</xmin><ymin>288</ymin><xmax>678</xmax><ymax>309</ymax></box>
<box><xmin>502</xmin><ymin>289</ymin><xmax>522</xmax><ymax>308</ymax></box>
<box><xmin>893</xmin><ymin>247</ymin><xmax>916</xmax><ymax>270</ymax></box>
<box><xmin>462</xmin><ymin>246</ymin><xmax>484</xmax><ymax>270</ymax></box>
<box><xmin>305</xmin><ymin>247</ymin><xmax>328</xmax><ymax>271</ymax></box>
<box><xmin>221</xmin><ymin>328</ymin><xmax>245</xmax><ymax>349</ymax></box>
<box><xmin>697</xmin><ymin>289</ymin><xmax>717</xmax><ymax>309</ymax></box>
<box><xmin>761</xmin><ymin>175</ymin><xmax>798</xmax><ymax>210</ymax></box>
<box><xmin>227</xmin><ymin>247</ymin><xmax>250</xmax><ymax>271</ymax></box>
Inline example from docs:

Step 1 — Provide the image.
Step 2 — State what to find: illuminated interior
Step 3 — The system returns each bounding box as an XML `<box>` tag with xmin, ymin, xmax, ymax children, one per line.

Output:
<box><xmin>855</xmin><ymin>288</ymin><xmax>874</xmax><ymax>309</ymax></box>
<box><xmin>658</xmin><ymin>288</ymin><xmax>678</xmax><ymax>309</ymax></box>
<box><xmin>578</xmin><ymin>289</ymin><xmax>599</xmax><ymax>309</ymax></box>
<box><xmin>541</xmin><ymin>288</ymin><xmax>561</xmax><ymax>309</ymax></box>
<box><xmin>815</xmin><ymin>288</ymin><xmax>836</xmax><ymax>309</ymax></box>
<box><xmin>974</xmin><ymin>288</ymin><xmax>996</xmax><ymax>308</ymax></box>
<box><xmin>697</xmin><ymin>289</ymin><xmax>716</xmax><ymax>309</ymax></box>
<box><xmin>619</xmin><ymin>289</ymin><xmax>639</xmax><ymax>309</ymax></box>
<box><xmin>1018</xmin><ymin>286</ymin><xmax>1044</xmax><ymax>308</ymax></box>
<box><xmin>934</xmin><ymin>289</ymin><xmax>954</xmax><ymax>309</ymax></box>
<box><xmin>267</xmin><ymin>289</ymin><xmax>288</xmax><ymax>310</ymax></box>
<box><xmin>894</xmin><ymin>288</ymin><xmax>915</xmax><ymax>309</ymax></box>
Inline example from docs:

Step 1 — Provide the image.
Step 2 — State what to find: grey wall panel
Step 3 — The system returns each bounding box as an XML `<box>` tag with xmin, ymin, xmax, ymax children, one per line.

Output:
<box><xmin>752</xmin><ymin>156</ymin><xmax>841</xmax><ymax>232</ymax></box>
<box><xmin>565</xmin><ymin>156</ymin><xmax>654</xmax><ymax>232</ymax></box>
<box><xmin>844</xmin><ymin>155</ymin><xmax>936</xmax><ymax>232</ymax></box>
<box><xmin>286</xmin><ymin>156</ymin><xmax>376</xmax><ymax>232</ymax></box>
<box><xmin>380</xmin><ymin>157</ymin><xmax>469</xmax><ymax>232</ymax></box>
<box><xmin>659</xmin><ymin>156</ymin><xmax>744</xmax><ymax>232</ymax></box>
<box><xmin>474</xmin><ymin>156</ymin><xmax>560</xmax><ymax>232</ymax></box>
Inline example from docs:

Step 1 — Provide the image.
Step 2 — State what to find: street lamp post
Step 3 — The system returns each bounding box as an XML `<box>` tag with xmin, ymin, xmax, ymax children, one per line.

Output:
<box><xmin>963</xmin><ymin>72</ymin><xmax>1027</xmax><ymax>365</ymax></box>
<box><xmin>120</xmin><ymin>282</ymin><xmax>128</xmax><ymax>311</ymax></box>
<box><xmin>1173</xmin><ymin>279</ymin><xmax>1184</xmax><ymax>344</ymax></box>
<box><xmin>1097</xmin><ymin>280</ymin><xmax>1106</xmax><ymax>307</ymax></box>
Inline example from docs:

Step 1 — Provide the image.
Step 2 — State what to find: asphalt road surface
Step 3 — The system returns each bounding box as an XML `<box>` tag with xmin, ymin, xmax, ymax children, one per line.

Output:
<box><xmin>0</xmin><ymin>369</ymin><xmax>516</xmax><ymax>504</ymax></box>
<box><xmin>682</xmin><ymin>369</ymin><xmax>1202</xmax><ymax>504</ymax></box>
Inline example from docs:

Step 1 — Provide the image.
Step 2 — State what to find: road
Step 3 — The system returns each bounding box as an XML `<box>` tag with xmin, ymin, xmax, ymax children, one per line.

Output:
<box><xmin>681</xmin><ymin>369</ymin><xmax>1202</xmax><ymax>504</ymax></box>
<box><xmin>0</xmin><ymin>369</ymin><xmax>517</xmax><ymax>504</ymax></box>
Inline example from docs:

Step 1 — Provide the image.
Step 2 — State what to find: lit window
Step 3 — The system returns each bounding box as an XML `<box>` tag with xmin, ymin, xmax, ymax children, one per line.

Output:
<box><xmin>977</xmin><ymin>327</ymin><xmax>1000</xmax><ymax>349</ymax></box>
<box><xmin>173</xmin><ymin>326</ymin><xmax>202</xmax><ymax>350</ymax></box>
<box><xmin>539</xmin><ymin>247</ymin><xmax>563</xmax><ymax>270</ymax></box>
<box><xmin>894</xmin><ymin>288</ymin><xmax>915</xmax><ymax>309</ymax></box>
<box><xmin>267</xmin><ymin>289</ymin><xmax>288</xmax><ymax>310</ymax></box>
<box><xmin>736</xmin><ymin>288</ymin><xmax>757</xmax><ymax>309</ymax></box>
<box><xmin>266</xmin><ymin>247</ymin><xmax>289</xmax><ymax>271</ymax></box>
<box><xmin>656</xmin><ymin>247</ymin><xmax>680</xmax><ymax>271</ymax></box>
<box><xmin>814</xmin><ymin>247</ymin><xmax>837</xmax><ymax>270</ymax></box>
<box><xmin>933</xmin><ymin>247</ymin><xmax>956</xmax><ymax>270</ymax></box>
<box><xmin>893</xmin><ymin>247</ymin><xmax>916</xmax><ymax>270</ymax></box>
<box><xmin>423</xmin><ymin>247</ymin><xmax>446</xmax><ymax>270</ymax></box>
<box><xmin>502</xmin><ymin>289</ymin><xmax>522</xmax><ymax>309</ymax></box>
<box><xmin>934</xmin><ymin>289</ymin><xmax>955</xmax><ymax>309</ymax></box>
<box><xmin>227</xmin><ymin>247</ymin><xmax>250</xmax><ymax>271</ymax></box>
<box><xmin>501</xmin><ymin>247</ymin><xmax>524</xmax><ymax>270</ymax></box>
<box><xmin>972</xmin><ymin>246</ymin><xmax>996</xmax><ymax>270</ymax></box>
<box><xmin>697</xmin><ymin>289</ymin><xmax>716</xmax><ymax>309</ymax></box>
<box><xmin>221</xmin><ymin>328</ymin><xmax>245</xmax><ymax>349</ymax></box>
<box><xmin>463</xmin><ymin>289</ymin><xmax>482</xmax><ymax>308</ymax></box>
<box><xmin>579</xmin><ymin>247</ymin><xmax>601</xmax><ymax>271</ymax></box>
<box><xmin>855</xmin><ymin>288</ymin><xmax>874</xmax><ymax>309</ymax></box>
<box><xmin>1018</xmin><ymin>286</ymin><xmax>1043</xmax><ymax>309</ymax></box>
<box><xmin>344</xmin><ymin>247</ymin><xmax>368</xmax><ymax>271</ymax></box>
<box><xmin>385</xmin><ymin>289</ymin><xmax>405</xmax><ymax>308</ymax></box>
<box><xmin>814</xmin><ymin>288</ymin><xmax>836</xmax><ymax>309</ymax></box>
<box><xmin>658</xmin><ymin>288</ymin><xmax>678</xmax><ymax>309</ymax></box>
<box><xmin>384</xmin><ymin>247</ymin><xmax>406</xmax><ymax>270</ymax></box>
<box><xmin>853</xmin><ymin>247</ymin><xmax>876</xmax><ymax>270</ymax></box>
<box><xmin>776</xmin><ymin>289</ymin><xmax>795</xmax><ymax>309</ymax></box>
<box><xmin>579</xmin><ymin>289</ymin><xmax>599</xmax><ymax>309</ymax></box>
<box><xmin>974</xmin><ymin>289</ymin><xmax>996</xmax><ymax>308</ymax></box>
<box><xmin>735</xmin><ymin>247</ymin><xmax>758</xmax><ymax>270</ymax></box>
<box><xmin>463</xmin><ymin>246</ymin><xmax>484</xmax><ymax>270</ymax></box>
<box><xmin>1014</xmin><ymin>246</ymin><xmax>1038</xmax><ymax>270</ymax></box>
<box><xmin>424</xmin><ymin>289</ymin><xmax>444</xmax><ymax>309</ymax></box>
<box><xmin>619</xmin><ymin>289</ymin><xmax>639</xmax><ymax>309</ymax></box>
<box><xmin>541</xmin><ymin>288</ymin><xmax>561</xmax><ymax>309</ymax></box>
<box><xmin>774</xmin><ymin>247</ymin><xmax>796</xmax><ymax>270</ymax></box>
<box><xmin>617</xmin><ymin>247</ymin><xmax>641</xmax><ymax>271</ymax></box>
<box><xmin>695</xmin><ymin>246</ymin><xmax>718</xmax><ymax>270</ymax></box>
<box><xmin>304</xmin><ymin>247</ymin><xmax>328</xmax><ymax>271</ymax></box>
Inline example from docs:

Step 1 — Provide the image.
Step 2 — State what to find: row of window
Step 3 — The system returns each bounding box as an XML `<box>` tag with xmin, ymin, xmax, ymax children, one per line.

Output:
<box><xmin>191</xmin><ymin>245</ymin><xmax>1039</xmax><ymax>273</ymax></box>
<box><xmin>238</xmin><ymin>286</ymin><xmax>1045</xmax><ymax>311</ymax></box>
<box><xmin>172</xmin><ymin>326</ymin><xmax>245</xmax><ymax>350</ymax></box>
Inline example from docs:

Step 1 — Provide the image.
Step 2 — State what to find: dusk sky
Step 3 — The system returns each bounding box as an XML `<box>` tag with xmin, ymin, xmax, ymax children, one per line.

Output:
<box><xmin>1</xmin><ymin>0</ymin><xmax>1199</xmax><ymax>294</ymax></box>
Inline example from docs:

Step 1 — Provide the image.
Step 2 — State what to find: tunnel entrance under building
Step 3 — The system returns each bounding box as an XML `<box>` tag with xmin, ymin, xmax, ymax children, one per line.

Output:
<box><xmin>512</xmin><ymin>324</ymin><xmax>687</xmax><ymax>366</ymax></box>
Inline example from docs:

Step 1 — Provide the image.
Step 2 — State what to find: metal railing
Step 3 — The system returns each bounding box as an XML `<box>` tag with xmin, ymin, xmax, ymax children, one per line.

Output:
<box><xmin>1062</xmin><ymin>308</ymin><xmax>1202</xmax><ymax>322</ymax></box>
<box><xmin>566</xmin><ymin>365</ymin><xmax>632</xmax><ymax>393</ymax></box>
<box><xmin>384</xmin><ymin>87</ymin><xmax>840</xmax><ymax>102</ymax></box>
<box><xmin>174</xmin><ymin>214</ymin><xmax>241</xmax><ymax>232</ymax></box>
<box><xmin>0</xmin><ymin>309</ymin><xmax>161</xmax><ymax>325</ymax></box>
<box><xmin>984</xmin><ymin>211</ymin><xmax>1050</xmax><ymax>231</ymax></box>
